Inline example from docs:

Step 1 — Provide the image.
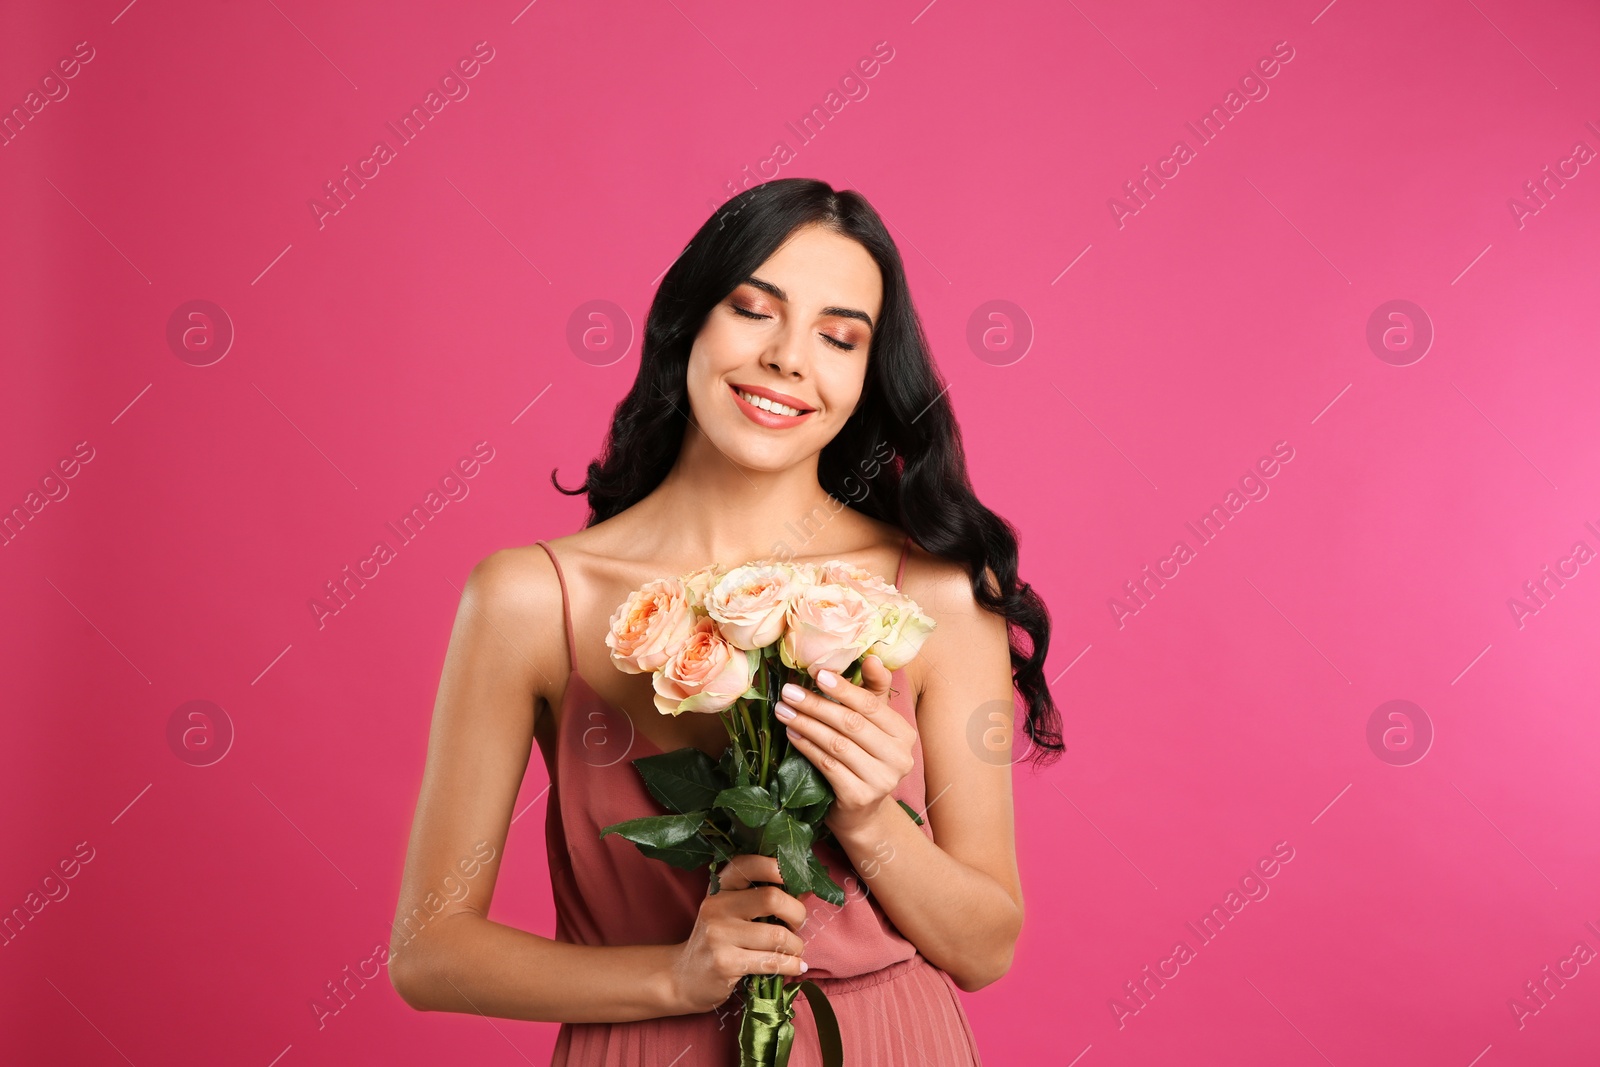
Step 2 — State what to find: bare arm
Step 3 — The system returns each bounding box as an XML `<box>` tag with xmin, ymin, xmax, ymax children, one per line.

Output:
<box><xmin>387</xmin><ymin>548</ymin><xmax>682</xmax><ymax>1023</ymax></box>
<box><xmin>387</xmin><ymin>548</ymin><xmax>811</xmax><ymax>1023</ymax></box>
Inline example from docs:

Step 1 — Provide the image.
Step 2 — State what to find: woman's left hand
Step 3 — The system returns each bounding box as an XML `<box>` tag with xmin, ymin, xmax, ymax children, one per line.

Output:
<box><xmin>777</xmin><ymin>655</ymin><xmax>917</xmax><ymax>839</ymax></box>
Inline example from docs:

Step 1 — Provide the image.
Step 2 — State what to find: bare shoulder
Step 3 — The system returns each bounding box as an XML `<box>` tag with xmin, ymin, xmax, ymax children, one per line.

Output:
<box><xmin>898</xmin><ymin>540</ymin><xmax>993</xmax><ymax>617</ymax></box>
<box><xmin>466</xmin><ymin>543</ymin><xmax>559</xmax><ymax>612</ymax></box>
<box><xmin>519</xmin><ymin>526</ymin><xmax>618</xmax><ymax>573</ymax></box>
<box><xmin>500</xmin><ymin>527</ymin><xmax>643</xmax><ymax>609</ymax></box>
<box><xmin>457</xmin><ymin>543</ymin><xmax>570</xmax><ymax>711</ymax></box>
<box><xmin>899</xmin><ymin>542</ymin><xmax>1009</xmax><ymax>700</ymax></box>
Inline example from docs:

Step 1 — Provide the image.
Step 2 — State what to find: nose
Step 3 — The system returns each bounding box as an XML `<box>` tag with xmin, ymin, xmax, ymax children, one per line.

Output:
<box><xmin>763</xmin><ymin>320</ymin><xmax>809</xmax><ymax>380</ymax></box>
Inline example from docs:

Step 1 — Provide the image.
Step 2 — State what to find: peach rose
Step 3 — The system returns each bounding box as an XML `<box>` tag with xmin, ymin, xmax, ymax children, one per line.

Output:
<box><xmin>704</xmin><ymin>562</ymin><xmax>803</xmax><ymax>651</ymax></box>
<box><xmin>605</xmin><ymin>577</ymin><xmax>698</xmax><ymax>675</ymax></box>
<box><xmin>653</xmin><ymin>617</ymin><xmax>757</xmax><ymax>715</ymax></box>
<box><xmin>865</xmin><ymin>595</ymin><xmax>937</xmax><ymax>671</ymax></box>
<box><xmin>681</xmin><ymin>562</ymin><xmax>725</xmax><ymax>613</ymax></box>
<box><xmin>780</xmin><ymin>581</ymin><xmax>881</xmax><ymax>675</ymax></box>
<box><xmin>783</xmin><ymin>561</ymin><xmax>821</xmax><ymax>590</ymax></box>
<box><xmin>816</xmin><ymin>559</ymin><xmax>899</xmax><ymax>606</ymax></box>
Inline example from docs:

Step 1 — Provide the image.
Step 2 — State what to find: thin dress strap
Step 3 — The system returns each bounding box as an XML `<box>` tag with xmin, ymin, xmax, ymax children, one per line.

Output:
<box><xmin>895</xmin><ymin>533</ymin><xmax>911</xmax><ymax>587</ymax></box>
<box><xmin>533</xmin><ymin>540</ymin><xmax>578</xmax><ymax>673</ymax></box>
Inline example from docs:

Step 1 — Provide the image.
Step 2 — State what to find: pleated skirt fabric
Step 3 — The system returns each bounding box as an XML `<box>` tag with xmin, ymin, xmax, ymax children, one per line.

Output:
<box><xmin>549</xmin><ymin>952</ymin><xmax>983</xmax><ymax>1066</ymax></box>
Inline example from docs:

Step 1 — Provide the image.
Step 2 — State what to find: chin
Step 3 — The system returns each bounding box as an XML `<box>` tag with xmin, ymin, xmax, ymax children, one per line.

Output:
<box><xmin>713</xmin><ymin>426</ymin><xmax>810</xmax><ymax>471</ymax></box>
<box><xmin>731</xmin><ymin>444</ymin><xmax>807</xmax><ymax>473</ymax></box>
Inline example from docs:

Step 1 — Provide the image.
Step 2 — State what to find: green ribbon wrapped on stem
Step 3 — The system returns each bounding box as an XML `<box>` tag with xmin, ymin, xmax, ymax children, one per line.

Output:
<box><xmin>738</xmin><ymin>974</ymin><xmax>842</xmax><ymax>1067</ymax></box>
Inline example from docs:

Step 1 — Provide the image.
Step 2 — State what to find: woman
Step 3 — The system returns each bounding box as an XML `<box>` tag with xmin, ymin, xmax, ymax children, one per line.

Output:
<box><xmin>388</xmin><ymin>178</ymin><xmax>1063</xmax><ymax>1065</ymax></box>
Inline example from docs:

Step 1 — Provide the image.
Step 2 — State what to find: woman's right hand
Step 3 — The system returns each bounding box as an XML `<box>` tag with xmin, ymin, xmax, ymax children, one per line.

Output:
<box><xmin>665</xmin><ymin>853</ymin><xmax>811</xmax><ymax>1014</ymax></box>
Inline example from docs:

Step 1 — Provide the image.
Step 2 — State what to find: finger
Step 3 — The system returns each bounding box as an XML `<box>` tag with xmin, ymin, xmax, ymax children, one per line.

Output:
<box><xmin>857</xmin><ymin>654</ymin><xmax>895</xmax><ymax>700</ymax></box>
<box><xmin>781</xmin><ymin>676</ymin><xmax>905</xmax><ymax>763</ymax></box>
<box><xmin>716</xmin><ymin>854</ymin><xmax>782</xmax><ymax>890</ymax></box>
<box><xmin>734</xmin><ymin>945</ymin><xmax>810</xmax><ymax>979</ymax></box>
<box><xmin>828</xmin><ymin>658</ymin><xmax>897</xmax><ymax>710</ymax></box>
<box><xmin>728</xmin><ymin>884</ymin><xmax>810</xmax><ymax>933</ymax></box>
<box><xmin>813</xmin><ymin>666</ymin><xmax>889</xmax><ymax>713</ymax></box>
<box><xmin>783</xmin><ymin>719</ymin><xmax>872</xmax><ymax>793</ymax></box>
<box><xmin>732</xmin><ymin>909</ymin><xmax>808</xmax><ymax>958</ymax></box>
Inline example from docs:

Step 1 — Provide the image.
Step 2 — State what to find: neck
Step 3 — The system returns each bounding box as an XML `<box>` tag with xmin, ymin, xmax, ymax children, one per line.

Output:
<box><xmin>633</xmin><ymin>426</ymin><xmax>842</xmax><ymax>567</ymax></box>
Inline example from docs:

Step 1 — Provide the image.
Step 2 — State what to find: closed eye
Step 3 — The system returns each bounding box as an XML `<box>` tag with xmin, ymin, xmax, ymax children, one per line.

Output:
<box><xmin>732</xmin><ymin>305</ymin><xmax>857</xmax><ymax>351</ymax></box>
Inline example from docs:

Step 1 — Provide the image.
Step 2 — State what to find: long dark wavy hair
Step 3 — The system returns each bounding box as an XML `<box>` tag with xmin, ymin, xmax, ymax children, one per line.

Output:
<box><xmin>552</xmin><ymin>177</ymin><xmax>1063</xmax><ymax>769</ymax></box>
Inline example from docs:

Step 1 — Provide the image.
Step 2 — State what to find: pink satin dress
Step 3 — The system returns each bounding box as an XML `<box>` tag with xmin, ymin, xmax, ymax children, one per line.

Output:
<box><xmin>531</xmin><ymin>536</ymin><xmax>984</xmax><ymax>1066</ymax></box>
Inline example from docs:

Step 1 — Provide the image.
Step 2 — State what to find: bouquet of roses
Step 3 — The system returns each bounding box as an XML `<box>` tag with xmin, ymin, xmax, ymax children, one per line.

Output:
<box><xmin>598</xmin><ymin>555</ymin><xmax>936</xmax><ymax>1067</ymax></box>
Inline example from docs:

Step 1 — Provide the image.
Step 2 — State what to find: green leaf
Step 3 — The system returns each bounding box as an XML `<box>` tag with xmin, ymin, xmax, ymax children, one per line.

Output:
<box><xmin>716</xmin><ymin>784</ymin><xmax>779</xmax><ymax>829</ymax></box>
<box><xmin>773</xmin><ymin>747</ymin><xmax>830</xmax><ymax>810</ymax></box>
<box><xmin>896</xmin><ymin>798</ymin><xmax>926</xmax><ymax>826</ymax></box>
<box><xmin>725</xmin><ymin>814</ymin><xmax>764</xmax><ymax>852</ymax></box>
<box><xmin>804</xmin><ymin>847</ymin><xmax>846</xmax><ymax>906</ymax></box>
<box><xmin>636</xmin><ymin>835</ymin><xmax>720</xmax><ymax>871</ymax></box>
<box><xmin>599</xmin><ymin>811</ymin><xmax>707</xmax><ymax>849</ymax></box>
<box><xmin>794</xmin><ymin>798</ymin><xmax>833</xmax><ymax>826</ymax></box>
<box><xmin>717</xmin><ymin>743</ymin><xmax>750</xmax><ymax>789</ymax></box>
<box><xmin>759</xmin><ymin>810</ymin><xmax>815</xmax><ymax>895</ymax></box>
<box><xmin>701</xmin><ymin>829</ymin><xmax>740</xmax><ymax>867</ymax></box>
<box><xmin>631</xmin><ymin>749</ymin><xmax>725</xmax><ymax>814</ymax></box>
<box><xmin>717</xmin><ymin>745</ymin><xmax>740</xmax><ymax>782</ymax></box>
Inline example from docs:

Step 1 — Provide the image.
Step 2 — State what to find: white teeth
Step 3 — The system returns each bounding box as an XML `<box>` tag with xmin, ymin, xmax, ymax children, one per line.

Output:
<box><xmin>738</xmin><ymin>389</ymin><xmax>805</xmax><ymax>417</ymax></box>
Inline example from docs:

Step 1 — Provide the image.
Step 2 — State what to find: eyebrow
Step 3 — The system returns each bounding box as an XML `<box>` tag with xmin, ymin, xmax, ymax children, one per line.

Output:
<box><xmin>741</xmin><ymin>275</ymin><xmax>875</xmax><ymax>331</ymax></box>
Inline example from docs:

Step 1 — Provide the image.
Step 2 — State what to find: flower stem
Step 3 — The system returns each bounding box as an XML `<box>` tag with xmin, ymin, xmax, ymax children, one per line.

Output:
<box><xmin>759</xmin><ymin>723</ymin><xmax>770</xmax><ymax>789</ymax></box>
<box><xmin>718</xmin><ymin>707</ymin><xmax>747</xmax><ymax>782</ymax></box>
<box><xmin>755</xmin><ymin>654</ymin><xmax>771</xmax><ymax>789</ymax></box>
<box><xmin>736</xmin><ymin>699</ymin><xmax>760</xmax><ymax>784</ymax></box>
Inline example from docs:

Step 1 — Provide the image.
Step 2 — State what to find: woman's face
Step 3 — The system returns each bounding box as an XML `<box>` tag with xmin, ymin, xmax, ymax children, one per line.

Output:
<box><xmin>685</xmin><ymin>223</ymin><xmax>884</xmax><ymax>473</ymax></box>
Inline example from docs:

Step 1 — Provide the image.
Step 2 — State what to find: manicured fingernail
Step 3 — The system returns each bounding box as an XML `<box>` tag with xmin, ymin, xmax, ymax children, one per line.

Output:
<box><xmin>774</xmin><ymin>702</ymin><xmax>796</xmax><ymax>721</ymax></box>
<box><xmin>782</xmin><ymin>682</ymin><xmax>806</xmax><ymax>702</ymax></box>
<box><xmin>800</xmin><ymin>961</ymin><xmax>809</xmax><ymax>973</ymax></box>
<box><xmin>816</xmin><ymin>670</ymin><xmax>837</xmax><ymax>688</ymax></box>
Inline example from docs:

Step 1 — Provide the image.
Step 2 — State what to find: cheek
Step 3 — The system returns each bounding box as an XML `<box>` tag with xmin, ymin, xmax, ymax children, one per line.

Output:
<box><xmin>820</xmin><ymin>370</ymin><xmax>866</xmax><ymax>419</ymax></box>
<box><xmin>693</xmin><ymin>322</ymin><xmax>748</xmax><ymax>376</ymax></box>
<box><xmin>682</xmin><ymin>347</ymin><xmax>723</xmax><ymax>417</ymax></box>
<box><xmin>688</xmin><ymin>331</ymin><xmax>732</xmax><ymax>384</ymax></box>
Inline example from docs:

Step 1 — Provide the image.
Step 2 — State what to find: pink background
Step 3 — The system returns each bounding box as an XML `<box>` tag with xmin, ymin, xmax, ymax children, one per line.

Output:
<box><xmin>4</xmin><ymin>0</ymin><xmax>1599</xmax><ymax>1063</ymax></box>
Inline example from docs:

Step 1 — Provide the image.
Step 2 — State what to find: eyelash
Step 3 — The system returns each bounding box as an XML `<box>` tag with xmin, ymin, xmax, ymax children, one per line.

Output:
<box><xmin>732</xmin><ymin>304</ymin><xmax>857</xmax><ymax>351</ymax></box>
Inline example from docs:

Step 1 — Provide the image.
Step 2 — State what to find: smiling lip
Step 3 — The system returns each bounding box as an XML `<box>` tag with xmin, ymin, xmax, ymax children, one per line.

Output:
<box><xmin>729</xmin><ymin>383</ymin><xmax>815</xmax><ymax>428</ymax></box>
